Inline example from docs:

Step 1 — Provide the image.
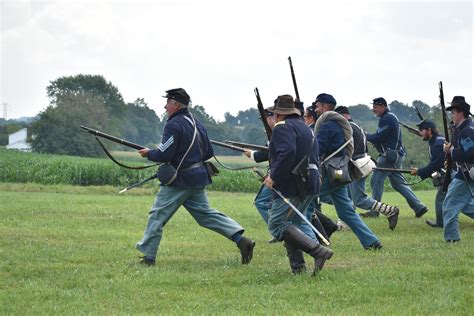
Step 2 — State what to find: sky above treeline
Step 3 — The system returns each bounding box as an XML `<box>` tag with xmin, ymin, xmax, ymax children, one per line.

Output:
<box><xmin>1</xmin><ymin>0</ymin><xmax>472</xmax><ymax>120</ymax></box>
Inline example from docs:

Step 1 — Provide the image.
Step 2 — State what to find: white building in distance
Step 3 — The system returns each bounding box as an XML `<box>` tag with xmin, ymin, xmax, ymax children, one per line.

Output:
<box><xmin>6</xmin><ymin>128</ymin><xmax>31</xmax><ymax>151</ymax></box>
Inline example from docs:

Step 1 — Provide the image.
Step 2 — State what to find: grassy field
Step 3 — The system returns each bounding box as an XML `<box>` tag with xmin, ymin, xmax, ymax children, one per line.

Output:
<box><xmin>1</xmin><ymin>183</ymin><xmax>473</xmax><ymax>314</ymax></box>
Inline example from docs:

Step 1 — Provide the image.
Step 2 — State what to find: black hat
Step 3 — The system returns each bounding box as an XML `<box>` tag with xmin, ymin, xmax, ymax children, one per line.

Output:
<box><xmin>313</xmin><ymin>93</ymin><xmax>337</xmax><ymax>106</ymax></box>
<box><xmin>163</xmin><ymin>88</ymin><xmax>190</xmax><ymax>105</ymax></box>
<box><xmin>334</xmin><ymin>106</ymin><xmax>350</xmax><ymax>115</ymax></box>
<box><xmin>372</xmin><ymin>97</ymin><xmax>387</xmax><ymax>107</ymax></box>
<box><xmin>416</xmin><ymin>119</ymin><xmax>437</xmax><ymax>130</ymax></box>
<box><xmin>446</xmin><ymin>96</ymin><xmax>472</xmax><ymax>115</ymax></box>
<box><xmin>267</xmin><ymin>95</ymin><xmax>300</xmax><ymax>116</ymax></box>
<box><xmin>305</xmin><ymin>105</ymin><xmax>318</xmax><ymax>121</ymax></box>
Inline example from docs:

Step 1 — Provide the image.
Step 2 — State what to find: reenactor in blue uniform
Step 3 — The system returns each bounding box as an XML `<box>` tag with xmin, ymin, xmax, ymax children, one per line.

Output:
<box><xmin>442</xmin><ymin>96</ymin><xmax>474</xmax><ymax>242</ymax></box>
<box><xmin>314</xmin><ymin>94</ymin><xmax>382</xmax><ymax>249</ymax></box>
<box><xmin>410</xmin><ymin>119</ymin><xmax>446</xmax><ymax>228</ymax></box>
<box><xmin>366</xmin><ymin>97</ymin><xmax>428</xmax><ymax>218</ymax></box>
<box><xmin>264</xmin><ymin>95</ymin><xmax>333</xmax><ymax>275</ymax></box>
<box><xmin>135</xmin><ymin>88</ymin><xmax>255</xmax><ymax>266</ymax></box>
<box><xmin>334</xmin><ymin>106</ymin><xmax>400</xmax><ymax>230</ymax></box>
<box><xmin>303</xmin><ymin>106</ymin><xmax>340</xmax><ymax>240</ymax></box>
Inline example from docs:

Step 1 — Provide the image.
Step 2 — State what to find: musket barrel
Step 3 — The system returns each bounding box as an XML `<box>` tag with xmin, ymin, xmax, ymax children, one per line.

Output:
<box><xmin>210</xmin><ymin>139</ymin><xmax>246</xmax><ymax>153</ymax></box>
<box><xmin>80</xmin><ymin>125</ymin><xmax>145</xmax><ymax>150</ymax></box>
<box><xmin>254</xmin><ymin>87</ymin><xmax>273</xmax><ymax>141</ymax></box>
<box><xmin>398</xmin><ymin>121</ymin><xmax>421</xmax><ymax>137</ymax></box>
<box><xmin>224</xmin><ymin>140</ymin><xmax>269</xmax><ymax>152</ymax></box>
<box><xmin>288</xmin><ymin>56</ymin><xmax>300</xmax><ymax>101</ymax></box>
<box><xmin>439</xmin><ymin>81</ymin><xmax>452</xmax><ymax>192</ymax></box>
<box><xmin>373</xmin><ymin>167</ymin><xmax>412</xmax><ymax>173</ymax></box>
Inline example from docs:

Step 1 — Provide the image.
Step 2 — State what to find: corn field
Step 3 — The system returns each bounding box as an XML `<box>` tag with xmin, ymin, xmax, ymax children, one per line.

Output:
<box><xmin>0</xmin><ymin>148</ymin><xmax>433</xmax><ymax>192</ymax></box>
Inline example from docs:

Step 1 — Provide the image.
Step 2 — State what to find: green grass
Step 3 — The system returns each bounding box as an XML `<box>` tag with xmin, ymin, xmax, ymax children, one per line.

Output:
<box><xmin>1</xmin><ymin>184</ymin><xmax>473</xmax><ymax>314</ymax></box>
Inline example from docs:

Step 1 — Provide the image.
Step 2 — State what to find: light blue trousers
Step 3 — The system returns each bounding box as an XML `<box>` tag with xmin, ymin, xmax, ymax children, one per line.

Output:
<box><xmin>256</xmin><ymin>185</ymin><xmax>315</xmax><ymax>238</ymax></box>
<box><xmin>442</xmin><ymin>177</ymin><xmax>474</xmax><ymax>241</ymax></box>
<box><xmin>371</xmin><ymin>155</ymin><xmax>426</xmax><ymax>213</ymax></box>
<box><xmin>136</xmin><ymin>186</ymin><xmax>244</xmax><ymax>259</ymax></box>
<box><xmin>320</xmin><ymin>177</ymin><xmax>379</xmax><ymax>248</ymax></box>
<box><xmin>268</xmin><ymin>194</ymin><xmax>316</xmax><ymax>241</ymax></box>
<box><xmin>349</xmin><ymin>176</ymin><xmax>376</xmax><ymax>210</ymax></box>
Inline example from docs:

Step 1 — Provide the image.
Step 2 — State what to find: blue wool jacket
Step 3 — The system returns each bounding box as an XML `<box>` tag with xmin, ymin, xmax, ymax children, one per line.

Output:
<box><xmin>146</xmin><ymin>108</ymin><xmax>213</xmax><ymax>187</ymax></box>
<box><xmin>451</xmin><ymin>118</ymin><xmax>474</xmax><ymax>180</ymax></box>
<box><xmin>366</xmin><ymin>109</ymin><xmax>404</xmax><ymax>155</ymax></box>
<box><xmin>317</xmin><ymin>120</ymin><xmax>346</xmax><ymax>160</ymax></box>
<box><xmin>270</xmin><ymin>115</ymin><xmax>319</xmax><ymax>197</ymax></box>
<box><xmin>417</xmin><ymin>134</ymin><xmax>445</xmax><ymax>180</ymax></box>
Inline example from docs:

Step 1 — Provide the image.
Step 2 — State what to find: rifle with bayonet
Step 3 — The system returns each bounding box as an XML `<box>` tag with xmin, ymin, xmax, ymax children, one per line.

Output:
<box><xmin>224</xmin><ymin>140</ymin><xmax>269</xmax><ymax>152</ymax></box>
<box><xmin>398</xmin><ymin>121</ymin><xmax>422</xmax><ymax>137</ymax></box>
<box><xmin>373</xmin><ymin>167</ymin><xmax>413</xmax><ymax>174</ymax></box>
<box><xmin>254</xmin><ymin>87</ymin><xmax>272</xmax><ymax>141</ymax></box>
<box><xmin>439</xmin><ymin>81</ymin><xmax>452</xmax><ymax>192</ymax></box>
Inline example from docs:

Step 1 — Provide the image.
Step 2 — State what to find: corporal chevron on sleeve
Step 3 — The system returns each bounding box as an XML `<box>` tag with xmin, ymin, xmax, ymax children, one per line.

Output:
<box><xmin>159</xmin><ymin>136</ymin><xmax>174</xmax><ymax>152</ymax></box>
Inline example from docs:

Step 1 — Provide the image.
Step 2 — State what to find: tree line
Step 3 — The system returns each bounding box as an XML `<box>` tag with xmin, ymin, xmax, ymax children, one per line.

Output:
<box><xmin>3</xmin><ymin>74</ymin><xmax>446</xmax><ymax>166</ymax></box>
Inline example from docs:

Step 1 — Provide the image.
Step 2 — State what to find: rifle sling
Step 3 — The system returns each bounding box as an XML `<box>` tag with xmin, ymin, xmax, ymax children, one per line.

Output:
<box><xmin>95</xmin><ymin>137</ymin><xmax>158</xmax><ymax>170</ymax></box>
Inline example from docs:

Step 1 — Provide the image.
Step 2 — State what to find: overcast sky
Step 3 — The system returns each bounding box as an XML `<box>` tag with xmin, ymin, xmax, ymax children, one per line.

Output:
<box><xmin>1</xmin><ymin>0</ymin><xmax>472</xmax><ymax>121</ymax></box>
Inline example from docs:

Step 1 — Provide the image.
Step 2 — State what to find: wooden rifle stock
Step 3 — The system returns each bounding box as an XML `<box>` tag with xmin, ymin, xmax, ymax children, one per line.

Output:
<box><xmin>80</xmin><ymin>125</ymin><xmax>146</xmax><ymax>150</ymax></box>
<box><xmin>439</xmin><ymin>81</ymin><xmax>452</xmax><ymax>192</ymax></box>
<box><xmin>254</xmin><ymin>88</ymin><xmax>273</xmax><ymax>141</ymax></box>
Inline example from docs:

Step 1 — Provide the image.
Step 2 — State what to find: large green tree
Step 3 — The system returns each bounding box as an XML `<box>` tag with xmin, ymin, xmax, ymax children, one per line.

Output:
<box><xmin>31</xmin><ymin>93</ymin><xmax>110</xmax><ymax>156</ymax></box>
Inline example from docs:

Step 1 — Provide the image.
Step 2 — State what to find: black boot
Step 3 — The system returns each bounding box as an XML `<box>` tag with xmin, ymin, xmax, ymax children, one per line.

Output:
<box><xmin>284</xmin><ymin>240</ymin><xmax>306</xmax><ymax>274</ymax></box>
<box><xmin>311</xmin><ymin>213</ymin><xmax>329</xmax><ymax>244</ymax></box>
<box><xmin>237</xmin><ymin>237</ymin><xmax>256</xmax><ymax>264</ymax></box>
<box><xmin>315</xmin><ymin>210</ymin><xmax>338</xmax><ymax>238</ymax></box>
<box><xmin>283</xmin><ymin>225</ymin><xmax>333</xmax><ymax>275</ymax></box>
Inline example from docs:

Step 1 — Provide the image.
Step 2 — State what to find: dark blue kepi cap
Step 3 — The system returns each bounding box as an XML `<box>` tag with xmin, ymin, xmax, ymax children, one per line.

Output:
<box><xmin>416</xmin><ymin>119</ymin><xmax>436</xmax><ymax>130</ymax></box>
<box><xmin>372</xmin><ymin>97</ymin><xmax>387</xmax><ymax>107</ymax></box>
<box><xmin>163</xmin><ymin>88</ymin><xmax>190</xmax><ymax>105</ymax></box>
<box><xmin>313</xmin><ymin>93</ymin><xmax>337</xmax><ymax>106</ymax></box>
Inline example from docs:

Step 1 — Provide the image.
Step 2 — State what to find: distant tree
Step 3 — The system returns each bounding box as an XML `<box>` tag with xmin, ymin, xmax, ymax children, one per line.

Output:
<box><xmin>224</xmin><ymin>112</ymin><xmax>239</xmax><ymax>126</ymax></box>
<box><xmin>241</xmin><ymin>126</ymin><xmax>266</xmax><ymax>145</ymax></box>
<box><xmin>47</xmin><ymin>74</ymin><xmax>126</xmax><ymax>135</ymax></box>
<box><xmin>348</xmin><ymin>104</ymin><xmax>373</xmax><ymax>123</ymax></box>
<box><xmin>122</xmin><ymin>98</ymin><xmax>162</xmax><ymax>148</ymax></box>
<box><xmin>31</xmin><ymin>93</ymin><xmax>110</xmax><ymax>156</ymax></box>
